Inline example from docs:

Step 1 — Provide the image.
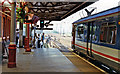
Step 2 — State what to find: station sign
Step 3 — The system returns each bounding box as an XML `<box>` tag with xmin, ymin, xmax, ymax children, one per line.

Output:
<box><xmin>46</xmin><ymin>24</ymin><xmax>53</xmax><ymax>26</ymax></box>
<box><xmin>36</xmin><ymin>28</ymin><xmax>53</xmax><ymax>30</ymax></box>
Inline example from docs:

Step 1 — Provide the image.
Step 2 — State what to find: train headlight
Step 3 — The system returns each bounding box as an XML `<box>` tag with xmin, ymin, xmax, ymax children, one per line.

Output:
<box><xmin>118</xmin><ymin>22</ymin><xmax>120</xmax><ymax>25</ymax></box>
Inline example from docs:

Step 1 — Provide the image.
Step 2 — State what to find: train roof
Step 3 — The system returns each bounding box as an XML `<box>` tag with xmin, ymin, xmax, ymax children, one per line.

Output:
<box><xmin>73</xmin><ymin>6</ymin><xmax>120</xmax><ymax>24</ymax></box>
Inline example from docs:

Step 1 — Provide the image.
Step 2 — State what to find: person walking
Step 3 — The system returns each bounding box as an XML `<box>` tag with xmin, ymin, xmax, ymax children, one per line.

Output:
<box><xmin>45</xmin><ymin>35</ymin><xmax>50</xmax><ymax>48</ymax></box>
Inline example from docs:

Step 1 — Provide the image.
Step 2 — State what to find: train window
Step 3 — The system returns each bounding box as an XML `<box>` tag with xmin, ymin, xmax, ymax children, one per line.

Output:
<box><xmin>76</xmin><ymin>24</ymin><xmax>85</xmax><ymax>40</ymax></box>
<box><xmin>84</xmin><ymin>25</ymin><xmax>87</xmax><ymax>40</ymax></box>
<box><xmin>100</xmin><ymin>17</ymin><xmax>117</xmax><ymax>44</ymax></box>
<box><xmin>90</xmin><ymin>25</ymin><xmax>97</xmax><ymax>41</ymax></box>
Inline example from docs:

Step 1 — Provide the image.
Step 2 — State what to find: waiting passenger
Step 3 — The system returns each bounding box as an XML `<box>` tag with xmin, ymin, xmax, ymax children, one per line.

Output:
<box><xmin>41</xmin><ymin>33</ymin><xmax>45</xmax><ymax>44</ymax></box>
<box><xmin>16</xmin><ymin>29</ymin><xmax>19</xmax><ymax>46</ymax></box>
<box><xmin>37</xmin><ymin>34</ymin><xmax>41</xmax><ymax>48</ymax></box>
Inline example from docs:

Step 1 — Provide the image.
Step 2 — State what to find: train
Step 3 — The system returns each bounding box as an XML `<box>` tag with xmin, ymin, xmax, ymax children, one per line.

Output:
<box><xmin>72</xmin><ymin>6</ymin><xmax>120</xmax><ymax>73</ymax></box>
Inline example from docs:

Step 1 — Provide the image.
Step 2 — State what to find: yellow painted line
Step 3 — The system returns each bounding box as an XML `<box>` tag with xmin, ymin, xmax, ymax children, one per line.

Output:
<box><xmin>53</xmin><ymin>41</ymin><xmax>107</xmax><ymax>73</ymax></box>
<box><xmin>68</xmin><ymin>48</ymin><xmax>107</xmax><ymax>73</ymax></box>
<box><xmin>23</xmin><ymin>51</ymin><xmax>34</xmax><ymax>55</ymax></box>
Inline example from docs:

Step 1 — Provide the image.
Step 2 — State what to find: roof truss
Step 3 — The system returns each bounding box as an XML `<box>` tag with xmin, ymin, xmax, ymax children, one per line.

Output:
<box><xmin>26</xmin><ymin>1</ymin><xmax>95</xmax><ymax>21</ymax></box>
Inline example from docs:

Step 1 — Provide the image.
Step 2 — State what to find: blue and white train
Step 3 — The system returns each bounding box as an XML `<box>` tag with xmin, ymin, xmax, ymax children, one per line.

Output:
<box><xmin>72</xmin><ymin>6</ymin><xmax>120</xmax><ymax>73</ymax></box>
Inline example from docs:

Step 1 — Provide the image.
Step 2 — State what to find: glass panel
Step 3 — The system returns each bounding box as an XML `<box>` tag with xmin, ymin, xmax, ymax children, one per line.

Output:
<box><xmin>76</xmin><ymin>24</ymin><xmax>87</xmax><ymax>40</ymax></box>
<box><xmin>84</xmin><ymin>24</ymin><xmax>87</xmax><ymax>40</ymax></box>
<box><xmin>100</xmin><ymin>16</ymin><xmax>117</xmax><ymax>44</ymax></box>
<box><xmin>91</xmin><ymin>25</ymin><xmax>97</xmax><ymax>41</ymax></box>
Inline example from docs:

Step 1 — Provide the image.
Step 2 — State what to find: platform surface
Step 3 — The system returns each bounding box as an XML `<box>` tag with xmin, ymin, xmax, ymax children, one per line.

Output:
<box><xmin>2</xmin><ymin>48</ymin><xmax>80</xmax><ymax>72</ymax></box>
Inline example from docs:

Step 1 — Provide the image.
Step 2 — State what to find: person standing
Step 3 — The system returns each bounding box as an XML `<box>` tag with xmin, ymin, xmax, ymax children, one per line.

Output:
<box><xmin>37</xmin><ymin>34</ymin><xmax>41</xmax><ymax>48</ymax></box>
<box><xmin>33</xmin><ymin>33</ymin><xmax>37</xmax><ymax>48</ymax></box>
<box><xmin>40</xmin><ymin>33</ymin><xmax>44</xmax><ymax>48</ymax></box>
<box><xmin>41</xmin><ymin>33</ymin><xmax>45</xmax><ymax>44</ymax></box>
<box><xmin>16</xmin><ymin>29</ymin><xmax>19</xmax><ymax>46</ymax></box>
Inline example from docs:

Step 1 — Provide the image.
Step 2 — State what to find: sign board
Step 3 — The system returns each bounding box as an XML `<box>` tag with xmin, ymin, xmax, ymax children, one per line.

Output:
<box><xmin>46</xmin><ymin>24</ymin><xmax>53</xmax><ymax>26</ymax></box>
<box><xmin>40</xmin><ymin>20</ymin><xmax>44</xmax><ymax>28</ymax></box>
<box><xmin>37</xmin><ymin>25</ymin><xmax>39</xmax><ymax>27</ymax></box>
<box><xmin>36</xmin><ymin>28</ymin><xmax>53</xmax><ymax>30</ymax></box>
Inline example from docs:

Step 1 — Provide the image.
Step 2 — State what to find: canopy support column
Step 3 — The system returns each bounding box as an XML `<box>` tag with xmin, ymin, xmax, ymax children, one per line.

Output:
<box><xmin>19</xmin><ymin>22</ymin><xmax>23</xmax><ymax>48</ymax></box>
<box><xmin>8</xmin><ymin>2</ymin><xmax>16</xmax><ymax>68</ymax></box>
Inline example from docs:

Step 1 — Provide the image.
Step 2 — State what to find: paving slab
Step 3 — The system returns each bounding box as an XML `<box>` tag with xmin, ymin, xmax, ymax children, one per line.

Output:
<box><xmin>2</xmin><ymin>48</ymin><xmax>80</xmax><ymax>72</ymax></box>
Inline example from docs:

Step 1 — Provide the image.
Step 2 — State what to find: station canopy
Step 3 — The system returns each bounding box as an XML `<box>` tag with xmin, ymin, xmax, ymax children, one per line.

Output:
<box><xmin>26</xmin><ymin>0</ymin><xmax>98</xmax><ymax>21</ymax></box>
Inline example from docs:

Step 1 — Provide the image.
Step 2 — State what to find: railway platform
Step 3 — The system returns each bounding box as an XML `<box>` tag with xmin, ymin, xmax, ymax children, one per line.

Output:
<box><xmin>2</xmin><ymin>48</ymin><xmax>80</xmax><ymax>72</ymax></box>
<box><xmin>2</xmin><ymin>43</ymin><xmax>105</xmax><ymax>73</ymax></box>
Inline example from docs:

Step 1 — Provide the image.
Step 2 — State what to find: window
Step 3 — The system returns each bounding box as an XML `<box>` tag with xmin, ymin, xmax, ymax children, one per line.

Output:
<box><xmin>76</xmin><ymin>24</ymin><xmax>87</xmax><ymax>40</ymax></box>
<box><xmin>100</xmin><ymin>17</ymin><xmax>117</xmax><ymax>44</ymax></box>
<box><xmin>90</xmin><ymin>25</ymin><xmax>97</xmax><ymax>41</ymax></box>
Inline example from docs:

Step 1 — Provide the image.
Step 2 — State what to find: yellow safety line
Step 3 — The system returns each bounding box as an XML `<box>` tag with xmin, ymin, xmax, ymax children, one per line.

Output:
<box><xmin>68</xmin><ymin>48</ymin><xmax>107</xmax><ymax>73</ymax></box>
<box><xmin>54</xmin><ymin>41</ymin><xmax>106</xmax><ymax>73</ymax></box>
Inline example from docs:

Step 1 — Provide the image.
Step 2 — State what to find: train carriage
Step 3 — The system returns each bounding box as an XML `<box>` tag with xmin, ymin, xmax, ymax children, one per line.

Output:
<box><xmin>72</xmin><ymin>6</ymin><xmax>120</xmax><ymax>73</ymax></box>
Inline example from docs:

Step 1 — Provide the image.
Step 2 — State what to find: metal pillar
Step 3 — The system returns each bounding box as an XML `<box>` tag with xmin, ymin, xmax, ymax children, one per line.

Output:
<box><xmin>24</xmin><ymin>23</ymin><xmax>28</xmax><ymax>49</ymax></box>
<box><xmin>19</xmin><ymin>22</ymin><xmax>23</xmax><ymax>48</ymax></box>
<box><xmin>33</xmin><ymin>25</ymin><xmax>36</xmax><ymax>48</ymax></box>
<box><xmin>25</xmin><ymin>23</ymin><xmax>31</xmax><ymax>52</ymax></box>
<box><xmin>19</xmin><ymin>3</ymin><xmax>23</xmax><ymax>48</ymax></box>
<box><xmin>86</xmin><ymin>22</ymin><xmax>90</xmax><ymax>56</ymax></box>
<box><xmin>25</xmin><ymin>24</ymin><xmax>27</xmax><ymax>37</ymax></box>
<box><xmin>8</xmin><ymin>2</ymin><xmax>16</xmax><ymax>68</ymax></box>
<box><xmin>72</xmin><ymin>24</ymin><xmax>75</xmax><ymax>49</ymax></box>
<box><xmin>90</xmin><ymin>22</ymin><xmax>93</xmax><ymax>57</ymax></box>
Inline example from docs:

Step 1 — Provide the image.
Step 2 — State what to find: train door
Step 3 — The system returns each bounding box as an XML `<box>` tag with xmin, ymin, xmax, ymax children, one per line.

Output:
<box><xmin>86</xmin><ymin>22</ymin><xmax>94</xmax><ymax>57</ymax></box>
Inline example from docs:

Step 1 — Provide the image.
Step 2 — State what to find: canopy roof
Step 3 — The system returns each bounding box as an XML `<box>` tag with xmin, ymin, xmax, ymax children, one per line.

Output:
<box><xmin>27</xmin><ymin>1</ymin><xmax>96</xmax><ymax>21</ymax></box>
<box><xmin>1</xmin><ymin>0</ymin><xmax>98</xmax><ymax>21</ymax></box>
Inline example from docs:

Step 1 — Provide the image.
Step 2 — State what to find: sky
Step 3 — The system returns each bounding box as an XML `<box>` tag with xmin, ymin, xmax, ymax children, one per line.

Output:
<box><xmin>50</xmin><ymin>0</ymin><xmax>120</xmax><ymax>34</ymax></box>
